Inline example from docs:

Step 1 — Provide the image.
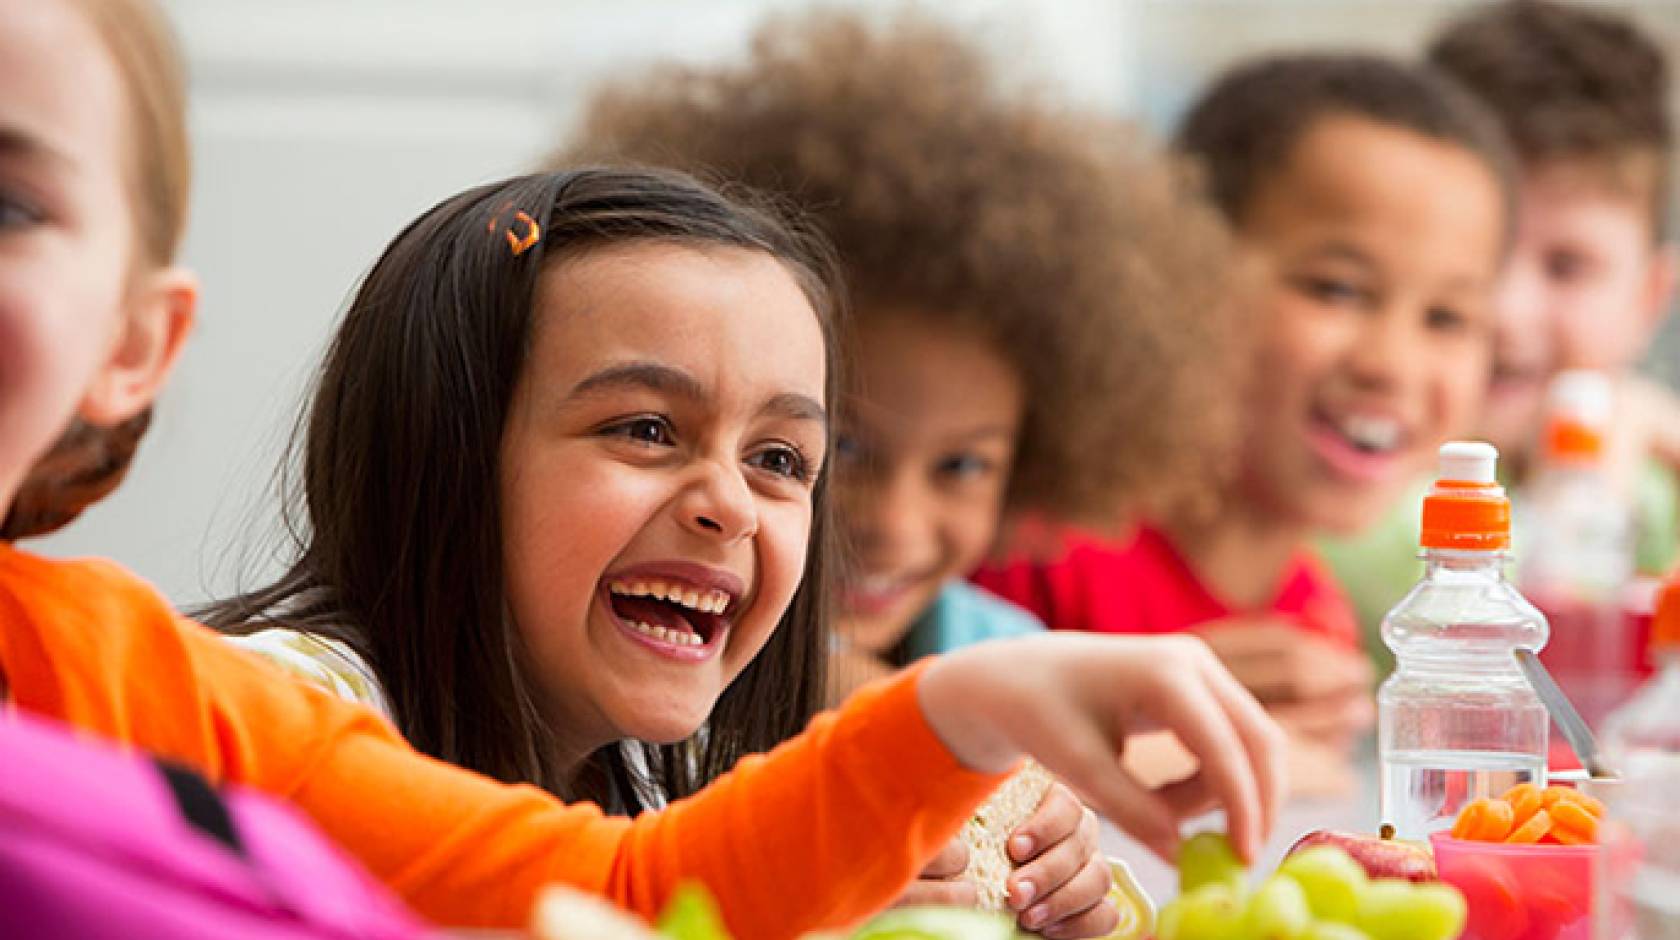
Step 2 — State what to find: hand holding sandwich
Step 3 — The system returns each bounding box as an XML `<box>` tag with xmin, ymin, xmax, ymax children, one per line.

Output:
<box><xmin>897</xmin><ymin>781</ymin><xmax>1116</xmax><ymax>938</ymax></box>
<box><xmin>918</xmin><ymin>632</ymin><xmax>1285</xmax><ymax>865</ymax></box>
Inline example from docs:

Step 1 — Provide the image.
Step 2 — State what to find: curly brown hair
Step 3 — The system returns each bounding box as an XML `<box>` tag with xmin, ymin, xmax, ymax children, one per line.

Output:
<box><xmin>1428</xmin><ymin>0</ymin><xmax>1672</xmax><ymax>236</ymax></box>
<box><xmin>562</xmin><ymin>10</ymin><xmax>1238</xmax><ymax>524</ymax></box>
<box><xmin>1176</xmin><ymin>53</ymin><xmax>1516</xmax><ymax>237</ymax></box>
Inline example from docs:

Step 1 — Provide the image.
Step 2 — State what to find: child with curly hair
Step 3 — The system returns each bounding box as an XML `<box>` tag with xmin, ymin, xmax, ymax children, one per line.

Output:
<box><xmin>975</xmin><ymin>54</ymin><xmax>1516</xmax><ymax>796</ymax></box>
<box><xmin>0</xmin><ymin>2</ymin><xmax>1291</xmax><ymax>932</ymax></box>
<box><xmin>565</xmin><ymin>13</ymin><xmax>1237</xmax><ymax>935</ymax></box>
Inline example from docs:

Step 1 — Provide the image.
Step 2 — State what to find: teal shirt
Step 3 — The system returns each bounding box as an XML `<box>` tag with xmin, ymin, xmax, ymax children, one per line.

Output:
<box><xmin>899</xmin><ymin>580</ymin><xmax>1045</xmax><ymax>662</ymax></box>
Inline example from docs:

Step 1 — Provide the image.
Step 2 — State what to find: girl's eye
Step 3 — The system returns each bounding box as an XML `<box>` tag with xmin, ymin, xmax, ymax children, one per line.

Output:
<box><xmin>834</xmin><ymin>433</ymin><xmax>862</xmax><ymax>462</ymax></box>
<box><xmin>1296</xmin><ymin>275</ymin><xmax>1368</xmax><ymax>306</ymax></box>
<box><xmin>605</xmin><ymin>416</ymin><xmax>674</xmax><ymax>446</ymax></box>
<box><xmin>1426</xmin><ymin>305</ymin><xmax>1470</xmax><ymax>333</ymax></box>
<box><xmin>936</xmin><ymin>453</ymin><xmax>994</xmax><ymax>480</ymax></box>
<box><xmin>0</xmin><ymin>193</ymin><xmax>42</xmax><ymax>231</ymax></box>
<box><xmin>1544</xmin><ymin>249</ymin><xmax>1592</xmax><ymax>283</ymax></box>
<box><xmin>748</xmin><ymin>444</ymin><xmax>810</xmax><ymax>482</ymax></box>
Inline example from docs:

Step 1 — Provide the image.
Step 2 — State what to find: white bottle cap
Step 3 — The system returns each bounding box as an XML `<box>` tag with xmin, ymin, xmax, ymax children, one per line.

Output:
<box><xmin>1438</xmin><ymin>441</ymin><xmax>1498</xmax><ymax>483</ymax></box>
<box><xmin>1548</xmin><ymin>370</ymin><xmax>1614</xmax><ymax>426</ymax></box>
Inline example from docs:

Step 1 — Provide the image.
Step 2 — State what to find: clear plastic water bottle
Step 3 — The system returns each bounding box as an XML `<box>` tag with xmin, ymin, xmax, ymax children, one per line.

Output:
<box><xmin>1599</xmin><ymin>576</ymin><xmax>1680</xmax><ymax>938</ymax></box>
<box><xmin>1379</xmin><ymin>442</ymin><xmax>1549</xmax><ymax>840</ymax></box>
<box><xmin>1518</xmin><ymin>371</ymin><xmax>1636</xmax><ymax>732</ymax></box>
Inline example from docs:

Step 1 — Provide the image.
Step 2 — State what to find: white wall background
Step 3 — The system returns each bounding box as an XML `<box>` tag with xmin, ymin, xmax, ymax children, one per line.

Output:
<box><xmin>35</xmin><ymin>0</ymin><xmax>1680</xmax><ymax>606</ymax></box>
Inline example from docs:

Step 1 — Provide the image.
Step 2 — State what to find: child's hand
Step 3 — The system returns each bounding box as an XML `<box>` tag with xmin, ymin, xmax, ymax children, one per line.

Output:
<box><xmin>1006</xmin><ymin>782</ymin><xmax>1117</xmax><ymax>938</ymax></box>
<box><xmin>918</xmin><ymin>633</ymin><xmax>1285</xmax><ymax>864</ymax></box>
<box><xmin>1196</xmin><ymin>618</ymin><xmax>1374</xmax><ymax>748</ymax></box>
<box><xmin>894</xmin><ymin>838</ymin><xmax>978</xmax><ymax>909</ymax></box>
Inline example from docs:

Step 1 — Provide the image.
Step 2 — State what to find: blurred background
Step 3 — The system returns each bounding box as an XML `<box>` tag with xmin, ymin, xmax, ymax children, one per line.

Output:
<box><xmin>38</xmin><ymin>0</ymin><xmax>1680</xmax><ymax>605</ymax></box>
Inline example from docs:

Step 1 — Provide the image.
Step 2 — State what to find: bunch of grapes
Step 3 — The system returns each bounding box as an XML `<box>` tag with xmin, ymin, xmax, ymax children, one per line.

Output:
<box><xmin>1156</xmin><ymin>833</ymin><xmax>1466</xmax><ymax>940</ymax></box>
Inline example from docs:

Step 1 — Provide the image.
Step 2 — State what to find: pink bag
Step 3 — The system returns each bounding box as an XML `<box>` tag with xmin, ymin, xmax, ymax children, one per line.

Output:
<box><xmin>0</xmin><ymin>710</ymin><xmax>434</xmax><ymax>939</ymax></box>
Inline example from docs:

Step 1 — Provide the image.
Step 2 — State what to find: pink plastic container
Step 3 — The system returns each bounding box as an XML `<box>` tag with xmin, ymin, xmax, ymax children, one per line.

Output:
<box><xmin>1430</xmin><ymin>833</ymin><xmax>1594</xmax><ymax>940</ymax></box>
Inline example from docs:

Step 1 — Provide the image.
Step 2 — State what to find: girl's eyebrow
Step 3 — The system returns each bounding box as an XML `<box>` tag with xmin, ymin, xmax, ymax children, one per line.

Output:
<box><xmin>568</xmin><ymin>361</ymin><xmax>706</xmax><ymax>402</ymax></box>
<box><xmin>568</xmin><ymin>362</ymin><xmax>827</xmax><ymax>427</ymax></box>
<box><xmin>0</xmin><ymin>124</ymin><xmax>76</xmax><ymax>173</ymax></box>
<box><xmin>762</xmin><ymin>393</ymin><xmax>828</xmax><ymax>428</ymax></box>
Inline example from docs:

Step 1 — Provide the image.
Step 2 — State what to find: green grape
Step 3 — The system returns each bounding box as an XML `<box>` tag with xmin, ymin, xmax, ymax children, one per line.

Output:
<box><xmin>1278</xmin><ymin>846</ymin><xmax>1368</xmax><ymax>924</ymax></box>
<box><xmin>1159</xmin><ymin>884</ymin><xmax>1244</xmax><ymax>940</ymax></box>
<box><xmin>1301</xmin><ymin>923</ymin><xmax>1372</xmax><ymax>940</ymax></box>
<box><xmin>1177</xmin><ymin>830</ymin><xmax>1248</xmax><ymax>896</ymax></box>
<box><xmin>1355</xmin><ymin>878</ymin><xmax>1465</xmax><ymax>940</ymax></box>
<box><xmin>1403</xmin><ymin>884</ymin><xmax>1468</xmax><ymax>940</ymax></box>
<box><xmin>657</xmin><ymin>883</ymin><xmax>732</xmax><ymax>940</ymax></box>
<box><xmin>1243</xmin><ymin>875</ymin><xmax>1312</xmax><ymax>940</ymax></box>
<box><xmin>848</xmin><ymin>907</ymin><xmax>1019</xmax><ymax>940</ymax></box>
<box><xmin>1154</xmin><ymin>897</ymin><xmax>1187</xmax><ymax>940</ymax></box>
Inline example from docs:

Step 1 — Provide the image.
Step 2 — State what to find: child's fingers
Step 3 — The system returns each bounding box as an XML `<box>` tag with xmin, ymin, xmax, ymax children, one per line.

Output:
<box><xmin>1135</xmin><ymin>648</ymin><xmax>1270</xmax><ymax>862</ymax></box>
<box><xmin>1008</xmin><ymin>806</ymin><xmax>1100</xmax><ymax>911</ymax></box>
<box><xmin>894</xmin><ymin>875</ymin><xmax>978</xmax><ymax>910</ymax></box>
<box><xmin>1192</xmin><ymin>645</ymin><xmax>1285</xmax><ymax>857</ymax></box>
<box><xmin>1038</xmin><ymin>897</ymin><xmax>1121</xmax><ymax>940</ymax></box>
<box><xmin>920</xmin><ymin>836</ymin><xmax>970</xmax><ymax>880</ymax></box>
<box><xmin>1019</xmin><ymin>857</ymin><xmax>1117</xmax><ymax>937</ymax></box>
<box><xmin>1149</xmin><ymin>772</ymin><xmax>1218</xmax><ymax>820</ymax></box>
<box><xmin>1030</xmin><ymin>709</ymin><xmax>1180</xmax><ymax>860</ymax></box>
<box><xmin>1209</xmin><ymin>648</ymin><xmax>1289</xmax><ymax>834</ymax></box>
<box><xmin>1009</xmin><ymin>783</ymin><xmax>1086</xmax><ymax>863</ymax></box>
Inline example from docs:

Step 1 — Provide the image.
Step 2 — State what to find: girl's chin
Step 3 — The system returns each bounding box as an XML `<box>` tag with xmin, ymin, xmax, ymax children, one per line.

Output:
<box><xmin>834</xmin><ymin>615</ymin><xmax>916</xmax><ymax>655</ymax></box>
<box><xmin>617</xmin><ymin>711</ymin><xmax>710</xmax><ymax>747</ymax></box>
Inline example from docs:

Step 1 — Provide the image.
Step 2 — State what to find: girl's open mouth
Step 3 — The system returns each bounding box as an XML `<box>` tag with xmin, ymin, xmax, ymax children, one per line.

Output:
<box><xmin>603</xmin><ymin>575</ymin><xmax>736</xmax><ymax>661</ymax></box>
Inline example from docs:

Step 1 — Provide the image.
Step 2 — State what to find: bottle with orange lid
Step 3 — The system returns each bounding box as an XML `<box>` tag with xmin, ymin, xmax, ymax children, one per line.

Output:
<box><xmin>1601</xmin><ymin>573</ymin><xmax>1680</xmax><ymax>776</ymax></box>
<box><xmin>1379</xmin><ymin>442</ymin><xmax>1549</xmax><ymax>840</ymax></box>
<box><xmin>1597</xmin><ymin>573</ymin><xmax>1680</xmax><ymax>936</ymax></box>
<box><xmin>1516</xmin><ymin>370</ymin><xmax>1636</xmax><ymax>734</ymax></box>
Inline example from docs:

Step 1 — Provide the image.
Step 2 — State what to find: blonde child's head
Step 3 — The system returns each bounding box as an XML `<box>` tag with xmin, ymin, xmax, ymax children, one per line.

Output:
<box><xmin>1176</xmin><ymin>53</ymin><xmax>1514</xmax><ymax>536</ymax></box>
<box><xmin>0</xmin><ymin>0</ymin><xmax>196</xmax><ymax>537</ymax></box>
<box><xmin>1429</xmin><ymin>0</ymin><xmax>1676</xmax><ymax>460</ymax></box>
<box><xmin>570</xmin><ymin>10</ymin><xmax>1237</xmax><ymax>653</ymax></box>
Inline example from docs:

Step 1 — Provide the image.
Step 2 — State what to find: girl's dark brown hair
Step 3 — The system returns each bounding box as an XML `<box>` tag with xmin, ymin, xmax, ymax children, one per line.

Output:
<box><xmin>201</xmin><ymin>167</ymin><xmax>840</xmax><ymax>807</ymax></box>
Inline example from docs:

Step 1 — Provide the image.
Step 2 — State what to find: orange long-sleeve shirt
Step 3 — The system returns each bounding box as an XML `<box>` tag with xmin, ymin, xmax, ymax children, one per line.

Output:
<box><xmin>0</xmin><ymin>544</ymin><xmax>1006</xmax><ymax>937</ymax></box>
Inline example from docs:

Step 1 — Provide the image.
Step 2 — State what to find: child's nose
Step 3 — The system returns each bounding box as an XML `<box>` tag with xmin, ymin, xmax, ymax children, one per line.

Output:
<box><xmin>1346</xmin><ymin>310</ymin><xmax>1414</xmax><ymax>388</ymax></box>
<box><xmin>1492</xmin><ymin>259</ymin><xmax>1548</xmax><ymax>337</ymax></box>
<box><xmin>852</xmin><ymin>471</ymin><xmax>937</xmax><ymax>563</ymax></box>
<box><xmin>680</xmin><ymin>460</ymin><xmax>758</xmax><ymax>543</ymax></box>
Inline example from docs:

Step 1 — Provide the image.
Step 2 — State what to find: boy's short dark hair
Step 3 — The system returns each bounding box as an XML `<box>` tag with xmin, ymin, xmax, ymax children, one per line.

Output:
<box><xmin>1176</xmin><ymin>53</ymin><xmax>1516</xmax><ymax>233</ymax></box>
<box><xmin>1428</xmin><ymin>0</ymin><xmax>1672</xmax><ymax>237</ymax></box>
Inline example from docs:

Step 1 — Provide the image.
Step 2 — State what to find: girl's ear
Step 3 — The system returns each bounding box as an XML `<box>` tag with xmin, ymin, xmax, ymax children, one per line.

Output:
<box><xmin>78</xmin><ymin>266</ymin><xmax>197</xmax><ymax>428</ymax></box>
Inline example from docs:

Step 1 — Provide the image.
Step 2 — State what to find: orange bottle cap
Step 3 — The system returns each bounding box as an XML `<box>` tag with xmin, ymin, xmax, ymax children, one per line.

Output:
<box><xmin>1420</xmin><ymin>442</ymin><xmax>1510</xmax><ymax>551</ymax></box>
<box><xmin>1653</xmin><ymin>575</ymin><xmax>1680</xmax><ymax>650</ymax></box>
<box><xmin>1545</xmin><ymin>417</ymin><xmax>1604</xmax><ymax>461</ymax></box>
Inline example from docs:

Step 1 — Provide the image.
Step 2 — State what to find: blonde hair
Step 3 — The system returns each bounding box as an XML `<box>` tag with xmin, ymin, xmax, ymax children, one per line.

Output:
<box><xmin>1</xmin><ymin>0</ymin><xmax>190</xmax><ymax>540</ymax></box>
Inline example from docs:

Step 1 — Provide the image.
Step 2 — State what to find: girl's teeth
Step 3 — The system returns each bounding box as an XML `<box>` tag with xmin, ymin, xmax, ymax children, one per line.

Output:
<box><xmin>628</xmin><ymin>620</ymin><xmax>703</xmax><ymax>647</ymax></box>
<box><xmin>1339</xmin><ymin>415</ymin><xmax>1401</xmax><ymax>452</ymax></box>
<box><xmin>608</xmin><ymin>578</ymin><xmax>733</xmax><ymax>615</ymax></box>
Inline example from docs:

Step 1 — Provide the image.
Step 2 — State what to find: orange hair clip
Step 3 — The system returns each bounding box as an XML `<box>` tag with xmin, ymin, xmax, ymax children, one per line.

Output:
<box><xmin>486</xmin><ymin>203</ymin><xmax>541</xmax><ymax>257</ymax></box>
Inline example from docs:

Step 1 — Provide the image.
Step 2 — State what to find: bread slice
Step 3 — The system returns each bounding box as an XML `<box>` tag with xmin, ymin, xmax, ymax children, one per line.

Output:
<box><xmin>960</xmin><ymin>761</ymin><xmax>1055</xmax><ymax>912</ymax></box>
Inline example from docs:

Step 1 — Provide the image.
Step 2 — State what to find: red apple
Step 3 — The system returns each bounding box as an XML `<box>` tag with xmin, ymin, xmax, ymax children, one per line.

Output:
<box><xmin>1286</xmin><ymin>829</ymin><xmax>1437</xmax><ymax>883</ymax></box>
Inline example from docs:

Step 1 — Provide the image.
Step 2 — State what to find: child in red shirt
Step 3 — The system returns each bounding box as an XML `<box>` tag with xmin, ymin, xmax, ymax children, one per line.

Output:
<box><xmin>977</xmin><ymin>55</ymin><xmax>1513</xmax><ymax>795</ymax></box>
